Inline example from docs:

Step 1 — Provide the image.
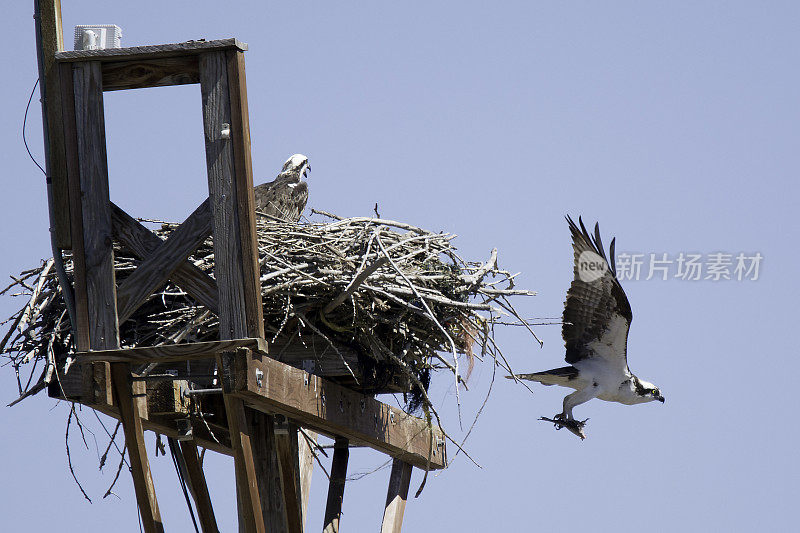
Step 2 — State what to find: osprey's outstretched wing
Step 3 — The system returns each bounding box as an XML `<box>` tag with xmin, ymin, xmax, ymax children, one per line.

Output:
<box><xmin>562</xmin><ymin>216</ymin><xmax>632</xmax><ymax>372</ymax></box>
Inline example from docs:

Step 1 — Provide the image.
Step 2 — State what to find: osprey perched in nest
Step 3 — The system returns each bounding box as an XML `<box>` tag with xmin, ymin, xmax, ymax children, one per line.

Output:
<box><xmin>254</xmin><ymin>154</ymin><xmax>310</xmax><ymax>222</ymax></box>
<box><xmin>510</xmin><ymin>216</ymin><xmax>664</xmax><ymax>439</ymax></box>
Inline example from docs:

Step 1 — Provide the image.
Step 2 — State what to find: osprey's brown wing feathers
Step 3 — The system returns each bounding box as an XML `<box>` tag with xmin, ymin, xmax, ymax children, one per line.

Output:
<box><xmin>253</xmin><ymin>175</ymin><xmax>308</xmax><ymax>222</ymax></box>
<box><xmin>562</xmin><ymin>216</ymin><xmax>632</xmax><ymax>369</ymax></box>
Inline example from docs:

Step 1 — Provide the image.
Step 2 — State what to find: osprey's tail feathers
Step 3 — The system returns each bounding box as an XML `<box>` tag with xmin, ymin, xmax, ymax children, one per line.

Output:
<box><xmin>507</xmin><ymin>366</ymin><xmax>579</xmax><ymax>386</ymax></box>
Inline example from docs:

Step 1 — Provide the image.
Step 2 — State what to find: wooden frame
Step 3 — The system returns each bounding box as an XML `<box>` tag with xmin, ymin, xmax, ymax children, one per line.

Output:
<box><xmin>42</xmin><ymin>22</ymin><xmax>446</xmax><ymax>531</ymax></box>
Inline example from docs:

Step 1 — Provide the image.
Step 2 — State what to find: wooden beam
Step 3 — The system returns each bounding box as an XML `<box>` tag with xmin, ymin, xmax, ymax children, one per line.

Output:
<box><xmin>73</xmin><ymin>60</ymin><xmax>163</xmax><ymax>533</ymax></box>
<box><xmin>201</xmin><ymin>50</ymin><xmax>250</xmax><ymax>340</ymax></box>
<box><xmin>55</xmin><ymin>60</ymin><xmax>91</xmax><ymax>403</ymax></box>
<box><xmin>56</xmin><ymin>38</ymin><xmax>247</xmax><ymax>63</ymax></box>
<box><xmin>76</xmin><ymin>337</ymin><xmax>267</xmax><ymax>364</ymax></box>
<box><xmin>380</xmin><ymin>460</ymin><xmax>413</xmax><ymax>533</ymax></box>
<box><xmin>111</xmin><ymin>365</ymin><xmax>165</xmax><ymax>533</ymax></box>
<box><xmin>298</xmin><ymin>429</ymin><xmax>316</xmax><ymax>528</ymax></box>
<box><xmin>229</xmin><ymin>351</ymin><xmax>447</xmax><ymax>470</ymax></box>
<box><xmin>115</xmin><ymin>198</ymin><xmax>213</xmax><ymax>323</ymax></box>
<box><xmin>274</xmin><ymin>418</ymin><xmax>303</xmax><ymax>533</ymax></box>
<box><xmin>111</xmin><ymin>202</ymin><xmax>219</xmax><ymax>315</ymax></box>
<box><xmin>218</xmin><ymin>374</ymin><xmax>265</xmax><ymax>533</ymax></box>
<box><xmin>248</xmin><ymin>411</ymin><xmax>290</xmax><ymax>531</ymax></box>
<box><xmin>36</xmin><ymin>0</ymin><xmax>70</xmax><ymax>248</ymax></box>
<box><xmin>60</xmin><ymin>62</ymin><xmax>89</xmax><ymax>352</ymax></box>
<box><xmin>89</xmin><ymin>401</ymin><xmax>233</xmax><ymax>457</ymax></box>
<box><xmin>323</xmin><ymin>438</ymin><xmax>349</xmax><ymax>533</ymax></box>
<box><xmin>225</xmin><ymin>50</ymin><xmax>264</xmax><ymax>340</ymax></box>
<box><xmin>179</xmin><ymin>441</ymin><xmax>220</xmax><ymax>533</ymax></box>
<box><xmin>270</xmin><ymin>334</ymin><xmax>360</xmax><ymax>378</ymax></box>
<box><xmin>201</xmin><ymin>49</ymin><xmax>266</xmax><ymax>532</ymax></box>
<box><xmin>73</xmin><ymin>60</ymin><xmax>117</xmax><ymax>349</ymax></box>
<box><xmin>103</xmin><ymin>56</ymin><xmax>199</xmax><ymax>91</ymax></box>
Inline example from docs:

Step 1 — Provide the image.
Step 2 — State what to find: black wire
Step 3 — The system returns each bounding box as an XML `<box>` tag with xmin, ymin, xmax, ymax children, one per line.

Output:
<box><xmin>23</xmin><ymin>78</ymin><xmax>46</xmax><ymax>176</ymax></box>
<box><xmin>168</xmin><ymin>438</ymin><xmax>201</xmax><ymax>533</ymax></box>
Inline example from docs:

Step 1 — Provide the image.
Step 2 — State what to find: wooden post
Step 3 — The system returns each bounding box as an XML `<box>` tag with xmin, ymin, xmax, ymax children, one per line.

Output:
<box><xmin>179</xmin><ymin>441</ymin><xmax>220</xmax><ymax>533</ymax></box>
<box><xmin>57</xmin><ymin>59</ymin><xmax>90</xmax><ymax>401</ymax></box>
<box><xmin>70</xmin><ymin>60</ymin><xmax>163</xmax><ymax>532</ymax></box>
<box><xmin>274</xmin><ymin>418</ymin><xmax>304</xmax><ymax>533</ymax></box>
<box><xmin>323</xmin><ymin>438</ymin><xmax>349</xmax><ymax>533</ymax></box>
<box><xmin>200</xmin><ymin>49</ymin><xmax>267</xmax><ymax>533</ymax></box>
<box><xmin>36</xmin><ymin>0</ymin><xmax>71</xmax><ymax>248</ymax></box>
<box><xmin>380</xmin><ymin>460</ymin><xmax>413</xmax><ymax>533</ymax></box>
<box><xmin>248</xmin><ymin>412</ymin><xmax>290</xmax><ymax>532</ymax></box>
<box><xmin>298</xmin><ymin>428</ymin><xmax>316</xmax><ymax>528</ymax></box>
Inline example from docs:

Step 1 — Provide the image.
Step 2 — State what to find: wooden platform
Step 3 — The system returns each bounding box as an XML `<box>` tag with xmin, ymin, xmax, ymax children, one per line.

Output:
<box><xmin>36</xmin><ymin>0</ymin><xmax>438</xmax><ymax>525</ymax></box>
<box><xmin>71</xmin><ymin>343</ymin><xmax>446</xmax><ymax>470</ymax></box>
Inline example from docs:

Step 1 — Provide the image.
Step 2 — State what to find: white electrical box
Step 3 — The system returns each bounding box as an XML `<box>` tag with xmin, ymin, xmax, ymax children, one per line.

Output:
<box><xmin>73</xmin><ymin>25</ymin><xmax>123</xmax><ymax>50</ymax></box>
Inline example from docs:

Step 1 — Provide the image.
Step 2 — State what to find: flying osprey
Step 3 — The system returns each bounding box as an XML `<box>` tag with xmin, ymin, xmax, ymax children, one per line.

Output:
<box><xmin>254</xmin><ymin>154</ymin><xmax>310</xmax><ymax>222</ymax></box>
<box><xmin>510</xmin><ymin>216</ymin><xmax>664</xmax><ymax>439</ymax></box>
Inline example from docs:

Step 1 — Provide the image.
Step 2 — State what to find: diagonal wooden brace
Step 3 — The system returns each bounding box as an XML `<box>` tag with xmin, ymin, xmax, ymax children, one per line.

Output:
<box><xmin>111</xmin><ymin>202</ymin><xmax>219</xmax><ymax>316</ymax></box>
<box><xmin>111</xmin><ymin>364</ymin><xmax>165</xmax><ymax>533</ymax></box>
<box><xmin>178</xmin><ymin>441</ymin><xmax>219</xmax><ymax>533</ymax></box>
<box><xmin>323</xmin><ymin>437</ymin><xmax>349</xmax><ymax>533</ymax></box>
<box><xmin>115</xmin><ymin>199</ymin><xmax>213</xmax><ymax>323</ymax></box>
<box><xmin>381</xmin><ymin>460</ymin><xmax>413</xmax><ymax>533</ymax></box>
<box><xmin>219</xmin><ymin>349</ymin><xmax>265</xmax><ymax>533</ymax></box>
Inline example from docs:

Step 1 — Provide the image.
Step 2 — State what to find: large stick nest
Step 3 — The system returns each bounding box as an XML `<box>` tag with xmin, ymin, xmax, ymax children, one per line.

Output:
<box><xmin>1</xmin><ymin>210</ymin><xmax>537</xmax><ymax>414</ymax></box>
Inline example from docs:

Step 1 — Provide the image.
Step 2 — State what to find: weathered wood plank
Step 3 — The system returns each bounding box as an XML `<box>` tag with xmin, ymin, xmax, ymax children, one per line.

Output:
<box><xmin>202</xmin><ymin>52</ymin><xmax>269</xmax><ymax>532</ymax></box>
<box><xmin>226</xmin><ymin>50</ymin><xmax>264</xmax><ymax>340</ymax></box>
<box><xmin>249</xmin><ymin>411</ymin><xmax>290</xmax><ymax>532</ymax></box>
<box><xmin>91</xmin><ymin>401</ymin><xmax>233</xmax><ymax>457</ymax></box>
<box><xmin>219</xmin><ymin>371</ymin><xmax>265</xmax><ymax>533</ymax></box>
<box><xmin>147</xmin><ymin>379</ymin><xmax>188</xmax><ymax>416</ymax></box>
<box><xmin>37</xmin><ymin>0</ymin><xmax>71</xmax><ymax>248</ymax></box>
<box><xmin>56</xmin><ymin>38</ymin><xmax>247</xmax><ymax>63</ymax></box>
<box><xmin>380</xmin><ymin>460</ymin><xmax>413</xmax><ymax>533</ymax></box>
<box><xmin>323</xmin><ymin>438</ymin><xmax>349</xmax><ymax>533</ymax></box>
<box><xmin>272</xmin><ymin>335</ymin><xmax>410</xmax><ymax>394</ymax></box>
<box><xmin>298</xmin><ymin>429</ymin><xmax>316</xmax><ymax>528</ymax></box>
<box><xmin>179</xmin><ymin>441</ymin><xmax>220</xmax><ymax>533</ymax></box>
<box><xmin>230</xmin><ymin>352</ymin><xmax>447</xmax><ymax>470</ymax></box>
<box><xmin>111</xmin><ymin>202</ymin><xmax>219</xmax><ymax>315</ymax></box>
<box><xmin>60</xmin><ymin>62</ymin><xmax>89</xmax><ymax>352</ymax></box>
<box><xmin>52</xmin><ymin>60</ymin><xmax>91</xmax><ymax>402</ymax></box>
<box><xmin>76</xmin><ymin>337</ymin><xmax>267</xmax><ymax>364</ymax></box>
<box><xmin>274</xmin><ymin>419</ymin><xmax>303</xmax><ymax>533</ymax></box>
<box><xmin>73</xmin><ymin>60</ymin><xmax>118</xmax><ymax>350</ymax></box>
<box><xmin>201</xmin><ymin>50</ymin><xmax>249</xmax><ymax>341</ymax></box>
<box><xmin>115</xmin><ymin>199</ymin><xmax>213</xmax><ymax>323</ymax></box>
<box><xmin>103</xmin><ymin>56</ymin><xmax>199</xmax><ymax>91</ymax></box>
<box><xmin>270</xmin><ymin>335</ymin><xmax>360</xmax><ymax>378</ymax></box>
<box><xmin>111</xmin><ymin>363</ymin><xmax>164</xmax><ymax>532</ymax></box>
<box><xmin>73</xmin><ymin>60</ymin><xmax>163</xmax><ymax>532</ymax></box>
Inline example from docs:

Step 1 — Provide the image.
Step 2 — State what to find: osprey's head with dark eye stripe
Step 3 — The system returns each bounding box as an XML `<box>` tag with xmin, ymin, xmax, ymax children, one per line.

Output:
<box><xmin>650</xmin><ymin>388</ymin><xmax>665</xmax><ymax>403</ymax></box>
<box><xmin>633</xmin><ymin>378</ymin><xmax>665</xmax><ymax>404</ymax></box>
<box><xmin>280</xmin><ymin>154</ymin><xmax>311</xmax><ymax>181</ymax></box>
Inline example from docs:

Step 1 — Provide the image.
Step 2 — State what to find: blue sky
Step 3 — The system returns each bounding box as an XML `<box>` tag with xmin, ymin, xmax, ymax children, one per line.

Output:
<box><xmin>2</xmin><ymin>2</ymin><xmax>798</xmax><ymax>531</ymax></box>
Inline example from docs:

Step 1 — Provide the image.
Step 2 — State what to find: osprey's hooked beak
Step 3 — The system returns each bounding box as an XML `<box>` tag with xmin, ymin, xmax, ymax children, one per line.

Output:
<box><xmin>302</xmin><ymin>163</ymin><xmax>311</xmax><ymax>180</ymax></box>
<box><xmin>657</xmin><ymin>395</ymin><xmax>665</xmax><ymax>403</ymax></box>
